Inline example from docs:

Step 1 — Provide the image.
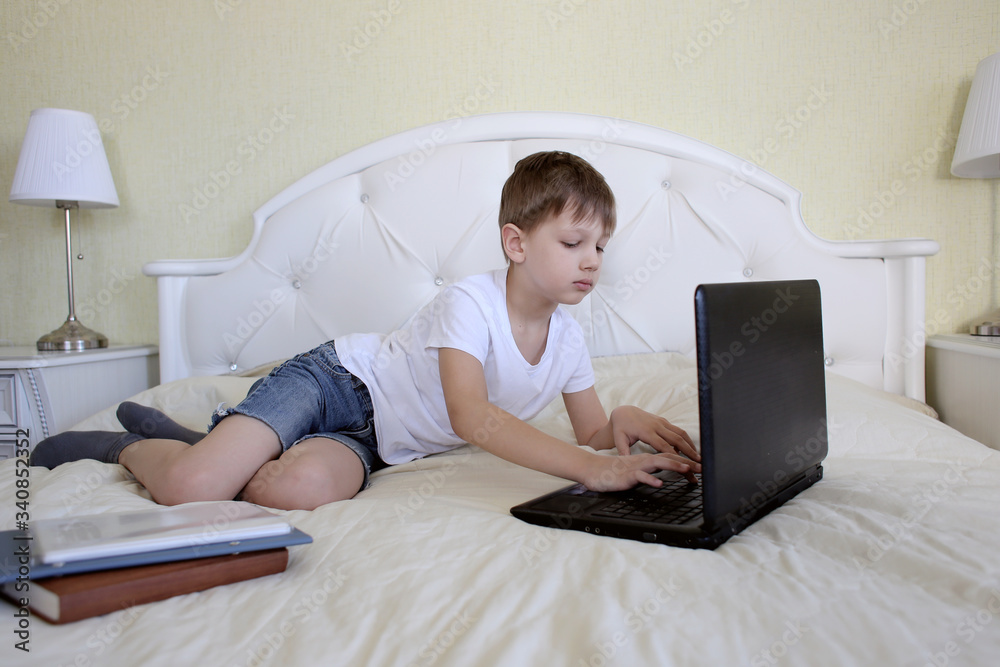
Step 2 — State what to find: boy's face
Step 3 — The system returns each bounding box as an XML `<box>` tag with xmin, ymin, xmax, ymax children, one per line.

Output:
<box><xmin>513</xmin><ymin>209</ymin><xmax>610</xmax><ymax>306</ymax></box>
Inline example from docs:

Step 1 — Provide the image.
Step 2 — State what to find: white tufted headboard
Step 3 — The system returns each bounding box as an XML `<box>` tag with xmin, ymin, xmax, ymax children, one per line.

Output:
<box><xmin>144</xmin><ymin>112</ymin><xmax>939</xmax><ymax>400</ymax></box>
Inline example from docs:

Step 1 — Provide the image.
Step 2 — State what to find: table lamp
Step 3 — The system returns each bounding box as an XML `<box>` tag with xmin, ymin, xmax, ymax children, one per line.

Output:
<box><xmin>9</xmin><ymin>108</ymin><xmax>120</xmax><ymax>350</ymax></box>
<box><xmin>952</xmin><ymin>51</ymin><xmax>1000</xmax><ymax>336</ymax></box>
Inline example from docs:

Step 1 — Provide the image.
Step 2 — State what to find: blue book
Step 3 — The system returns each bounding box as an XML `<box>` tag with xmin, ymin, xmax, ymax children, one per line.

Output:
<box><xmin>1</xmin><ymin>503</ymin><xmax>313</xmax><ymax>583</ymax></box>
<box><xmin>0</xmin><ymin>527</ymin><xmax>312</xmax><ymax>582</ymax></box>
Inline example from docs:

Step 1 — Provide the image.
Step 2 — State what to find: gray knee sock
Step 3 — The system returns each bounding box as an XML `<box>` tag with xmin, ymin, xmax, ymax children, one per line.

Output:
<box><xmin>29</xmin><ymin>431</ymin><xmax>144</xmax><ymax>469</ymax></box>
<box><xmin>116</xmin><ymin>401</ymin><xmax>205</xmax><ymax>445</ymax></box>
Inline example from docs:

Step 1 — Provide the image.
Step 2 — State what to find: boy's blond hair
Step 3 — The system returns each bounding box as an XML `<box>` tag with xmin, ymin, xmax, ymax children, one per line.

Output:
<box><xmin>499</xmin><ymin>151</ymin><xmax>616</xmax><ymax>258</ymax></box>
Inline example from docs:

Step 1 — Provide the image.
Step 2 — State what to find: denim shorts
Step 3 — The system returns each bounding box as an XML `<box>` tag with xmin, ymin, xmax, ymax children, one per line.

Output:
<box><xmin>209</xmin><ymin>340</ymin><xmax>386</xmax><ymax>488</ymax></box>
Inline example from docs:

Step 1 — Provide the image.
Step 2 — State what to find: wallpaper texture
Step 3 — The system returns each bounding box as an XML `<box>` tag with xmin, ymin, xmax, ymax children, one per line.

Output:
<box><xmin>0</xmin><ymin>0</ymin><xmax>997</xmax><ymax>347</ymax></box>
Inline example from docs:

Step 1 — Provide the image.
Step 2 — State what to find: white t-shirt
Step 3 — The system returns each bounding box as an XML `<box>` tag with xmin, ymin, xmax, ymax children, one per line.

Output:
<box><xmin>335</xmin><ymin>269</ymin><xmax>595</xmax><ymax>464</ymax></box>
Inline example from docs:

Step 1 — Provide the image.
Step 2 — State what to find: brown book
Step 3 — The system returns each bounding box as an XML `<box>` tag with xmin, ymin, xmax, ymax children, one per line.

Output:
<box><xmin>3</xmin><ymin>548</ymin><xmax>288</xmax><ymax>624</ymax></box>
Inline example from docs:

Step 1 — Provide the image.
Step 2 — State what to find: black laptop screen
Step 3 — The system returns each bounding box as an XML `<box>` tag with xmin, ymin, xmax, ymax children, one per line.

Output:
<box><xmin>694</xmin><ymin>280</ymin><xmax>828</xmax><ymax>530</ymax></box>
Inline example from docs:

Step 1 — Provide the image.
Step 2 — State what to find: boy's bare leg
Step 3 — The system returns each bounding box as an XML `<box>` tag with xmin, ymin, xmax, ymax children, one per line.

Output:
<box><xmin>240</xmin><ymin>437</ymin><xmax>365</xmax><ymax>511</ymax></box>
<box><xmin>118</xmin><ymin>414</ymin><xmax>281</xmax><ymax>506</ymax></box>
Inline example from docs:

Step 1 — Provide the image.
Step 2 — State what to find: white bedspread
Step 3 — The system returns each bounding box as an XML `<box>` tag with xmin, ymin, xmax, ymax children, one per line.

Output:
<box><xmin>2</xmin><ymin>352</ymin><xmax>999</xmax><ymax>666</ymax></box>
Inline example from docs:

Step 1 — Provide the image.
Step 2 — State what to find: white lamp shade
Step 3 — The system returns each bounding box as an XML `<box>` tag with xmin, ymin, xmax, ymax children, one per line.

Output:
<box><xmin>952</xmin><ymin>52</ymin><xmax>1000</xmax><ymax>178</ymax></box>
<box><xmin>9</xmin><ymin>108</ymin><xmax>119</xmax><ymax>208</ymax></box>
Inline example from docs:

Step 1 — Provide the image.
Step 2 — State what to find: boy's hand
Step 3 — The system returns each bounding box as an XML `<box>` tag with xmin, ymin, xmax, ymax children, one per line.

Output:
<box><xmin>583</xmin><ymin>451</ymin><xmax>696</xmax><ymax>492</ymax></box>
<box><xmin>608</xmin><ymin>406</ymin><xmax>700</xmax><ymax>482</ymax></box>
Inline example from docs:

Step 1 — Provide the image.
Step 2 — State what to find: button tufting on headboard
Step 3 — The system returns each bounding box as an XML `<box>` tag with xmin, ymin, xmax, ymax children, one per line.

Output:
<box><xmin>145</xmin><ymin>112</ymin><xmax>938</xmax><ymax>399</ymax></box>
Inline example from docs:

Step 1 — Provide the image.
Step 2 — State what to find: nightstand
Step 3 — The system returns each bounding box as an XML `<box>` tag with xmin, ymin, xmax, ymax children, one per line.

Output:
<box><xmin>0</xmin><ymin>344</ymin><xmax>159</xmax><ymax>459</ymax></box>
<box><xmin>926</xmin><ymin>334</ymin><xmax>1000</xmax><ymax>450</ymax></box>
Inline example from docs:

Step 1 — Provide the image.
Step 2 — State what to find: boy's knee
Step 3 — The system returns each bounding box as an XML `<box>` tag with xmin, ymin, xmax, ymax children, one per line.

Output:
<box><xmin>242</xmin><ymin>449</ymin><xmax>362</xmax><ymax>510</ymax></box>
<box><xmin>241</xmin><ymin>460</ymin><xmax>283</xmax><ymax>500</ymax></box>
<box><xmin>153</xmin><ymin>459</ymin><xmax>229</xmax><ymax>505</ymax></box>
<box><xmin>248</xmin><ymin>459</ymin><xmax>325</xmax><ymax>501</ymax></box>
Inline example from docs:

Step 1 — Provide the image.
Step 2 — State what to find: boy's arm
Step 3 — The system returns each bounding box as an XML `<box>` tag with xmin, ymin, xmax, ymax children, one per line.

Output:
<box><xmin>562</xmin><ymin>387</ymin><xmax>699</xmax><ymax>460</ymax></box>
<box><xmin>439</xmin><ymin>347</ymin><xmax>696</xmax><ymax>491</ymax></box>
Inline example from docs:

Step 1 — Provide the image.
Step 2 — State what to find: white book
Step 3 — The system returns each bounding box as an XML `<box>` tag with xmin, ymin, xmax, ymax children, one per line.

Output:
<box><xmin>32</xmin><ymin>502</ymin><xmax>293</xmax><ymax>564</ymax></box>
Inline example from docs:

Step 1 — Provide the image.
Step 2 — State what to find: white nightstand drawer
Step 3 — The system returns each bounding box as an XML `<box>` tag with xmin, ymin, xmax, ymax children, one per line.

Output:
<box><xmin>926</xmin><ymin>334</ymin><xmax>1000</xmax><ymax>450</ymax></box>
<box><xmin>0</xmin><ymin>373</ymin><xmax>15</xmax><ymax>428</ymax></box>
<box><xmin>0</xmin><ymin>439</ymin><xmax>16</xmax><ymax>460</ymax></box>
<box><xmin>0</xmin><ymin>345</ymin><xmax>158</xmax><ymax>458</ymax></box>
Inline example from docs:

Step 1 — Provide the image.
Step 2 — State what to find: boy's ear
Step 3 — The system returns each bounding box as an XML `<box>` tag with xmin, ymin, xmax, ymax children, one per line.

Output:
<box><xmin>501</xmin><ymin>223</ymin><xmax>527</xmax><ymax>264</ymax></box>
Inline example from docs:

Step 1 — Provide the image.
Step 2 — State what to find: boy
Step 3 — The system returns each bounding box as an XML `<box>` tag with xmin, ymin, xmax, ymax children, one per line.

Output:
<box><xmin>31</xmin><ymin>151</ymin><xmax>700</xmax><ymax>510</ymax></box>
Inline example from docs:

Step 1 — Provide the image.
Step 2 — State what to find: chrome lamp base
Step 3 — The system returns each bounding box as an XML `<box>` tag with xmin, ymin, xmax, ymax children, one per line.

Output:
<box><xmin>37</xmin><ymin>317</ymin><xmax>109</xmax><ymax>351</ymax></box>
<box><xmin>970</xmin><ymin>308</ymin><xmax>1000</xmax><ymax>336</ymax></box>
<box><xmin>35</xmin><ymin>203</ymin><xmax>111</xmax><ymax>352</ymax></box>
<box><xmin>971</xmin><ymin>321</ymin><xmax>1000</xmax><ymax>336</ymax></box>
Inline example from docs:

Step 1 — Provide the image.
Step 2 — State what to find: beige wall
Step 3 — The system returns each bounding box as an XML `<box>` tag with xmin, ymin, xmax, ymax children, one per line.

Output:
<box><xmin>1</xmin><ymin>1</ymin><xmax>997</xmax><ymax>348</ymax></box>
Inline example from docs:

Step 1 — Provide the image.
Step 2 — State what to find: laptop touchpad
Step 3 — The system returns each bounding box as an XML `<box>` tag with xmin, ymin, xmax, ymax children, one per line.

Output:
<box><xmin>530</xmin><ymin>493</ymin><xmax>605</xmax><ymax>514</ymax></box>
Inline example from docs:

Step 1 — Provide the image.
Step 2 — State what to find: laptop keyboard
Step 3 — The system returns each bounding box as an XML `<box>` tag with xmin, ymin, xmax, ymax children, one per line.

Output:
<box><xmin>590</xmin><ymin>474</ymin><xmax>702</xmax><ymax>525</ymax></box>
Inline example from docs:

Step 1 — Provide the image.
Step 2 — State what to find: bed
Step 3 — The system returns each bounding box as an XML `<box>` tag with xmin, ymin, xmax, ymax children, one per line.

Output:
<box><xmin>4</xmin><ymin>111</ymin><xmax>1000</xmax><ymax>666</ymax></box>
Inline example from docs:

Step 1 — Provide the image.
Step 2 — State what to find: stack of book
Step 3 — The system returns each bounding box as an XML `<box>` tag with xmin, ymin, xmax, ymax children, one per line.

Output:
<box><xmin>1</xmin><ymin>502</ymin><xmax>312</xmax><ymax>624</ymax></box>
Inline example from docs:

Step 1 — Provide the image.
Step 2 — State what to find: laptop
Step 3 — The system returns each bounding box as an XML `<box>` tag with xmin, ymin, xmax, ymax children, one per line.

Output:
<box><xmin>511</xmin><ymin>279</ymin><xmax>828</xmax><ymax>549</ymax></box>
